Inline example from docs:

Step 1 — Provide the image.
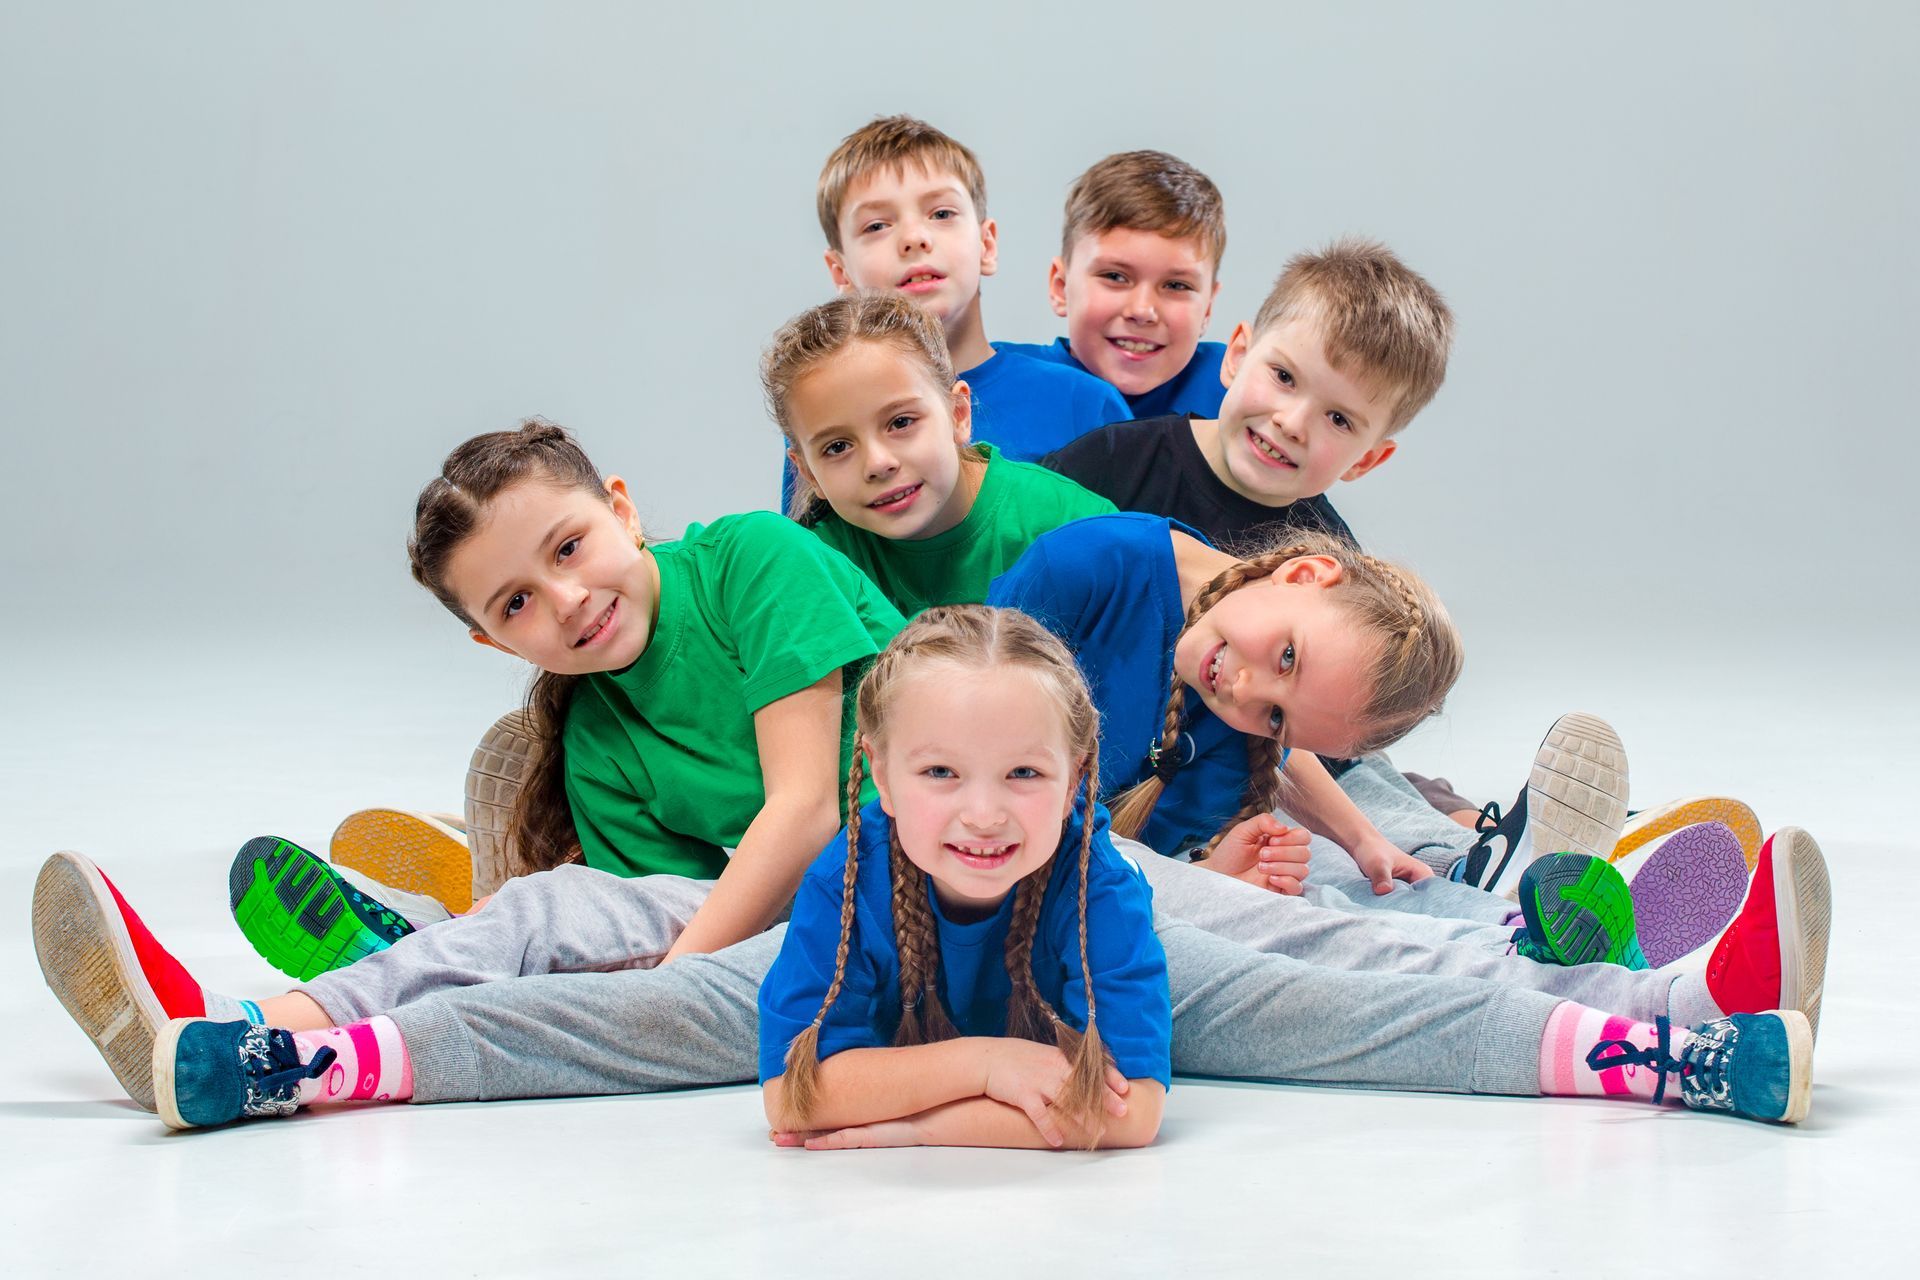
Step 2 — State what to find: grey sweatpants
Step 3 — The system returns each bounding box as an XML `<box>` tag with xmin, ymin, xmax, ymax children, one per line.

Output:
<box><xmin>1324</xmin><ymin>753</ymin><xmax>1485</xmax><ymax>878</ymax></box>
<box><xmin>299</xmin><ymin>861</ymin><xmax>1704</xmax><ymax>1105</ymax></box>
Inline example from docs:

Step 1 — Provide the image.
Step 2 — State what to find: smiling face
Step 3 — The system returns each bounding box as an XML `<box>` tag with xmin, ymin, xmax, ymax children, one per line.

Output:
<box><xmin>1202</xmin><ymin>316</ymin><xmax>1400</xmax><ymax>506</ymax></box>
<box><xmin>784</xmin><ymin>338</ymin><xmax>978</xmax><ymax>541</ymax></box>
<box><xmin>1170</xmin><ymin>557</ymin><xmax>1382</xmax><ymax>756</ymax></box>
<box><xmin>867</xmin><ymin>665</ymin><xmax>1081</xmax><ymax>920</ymax></box>
<box><xmin>825</xmin><ymin>162</ymin><xmax>998</xmax><ymax>331</ymax></box>
<box><xmin>1047</xmin><ymin>226</ymin><xmax>1220</xmax><ymax>397</ymax></box>
<box><xmin>442</xmin><ymin>476</ymin><xmax>660</xmax><ymax>676</ymax></box>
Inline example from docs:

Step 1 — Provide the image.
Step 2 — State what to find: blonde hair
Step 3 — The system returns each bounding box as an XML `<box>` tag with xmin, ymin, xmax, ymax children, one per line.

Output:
<box><xmin>1250</xmin><ymin>238</ymin><xmax>1454</xmax><ymax>435</ymax></box>
<box><xmin>761</xmin><ymin>290</ymin><xmax>981</xmax><ymax>520</ymax></box>
<box><xmin>817</xmin><ymin>115</ymin><xmax>988</xmax><ymax>252</ymax></box>
<box><xmin>778</xmin><ymin>605</ymin><xmax>1116</xmax><ymax>1147</ymax></box>
<box><xmin>1061</xmin><ymin>150</ymin><xmax>1226</xmax><ymax>269</ymax></box>
<box><xmin>1108</xmin><ymin>530</ymin><xmax>1461</xmax><ymax>853</ymax></box>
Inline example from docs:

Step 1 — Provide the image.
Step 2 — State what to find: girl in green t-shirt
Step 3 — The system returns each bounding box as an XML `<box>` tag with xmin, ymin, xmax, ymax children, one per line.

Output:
<box><xmin>765</xmin><ymin>291</ymin><xmax>1115</xmax><ymax>616</ymax></box>
<box><xmin>393</xmin><ymin>420</ymin><xmax>902</xmax><ymax>961</ymax></box>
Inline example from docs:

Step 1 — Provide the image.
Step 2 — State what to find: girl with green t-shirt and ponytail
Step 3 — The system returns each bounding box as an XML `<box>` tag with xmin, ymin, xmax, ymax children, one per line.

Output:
<box><xmin>769</xmin><ymin>291</ymin><xmax>1116</xmax><ymax>618</ymax></box>
<box><xmin>222</xmin><ymin>420</ymin><xmax>904</xmax><ymax>977</ymax></box>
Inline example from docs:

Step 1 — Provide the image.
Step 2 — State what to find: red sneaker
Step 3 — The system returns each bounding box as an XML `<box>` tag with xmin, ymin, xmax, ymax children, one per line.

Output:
<box><xmin>31</xmin><ymin>852</ymin><xmax>206</xmax><ymax>1111</ymax></box>
<box><xmin>1705</xmin><ymin>828</ymin><xmax>1832</xmax><ymax>1038</ymax></box>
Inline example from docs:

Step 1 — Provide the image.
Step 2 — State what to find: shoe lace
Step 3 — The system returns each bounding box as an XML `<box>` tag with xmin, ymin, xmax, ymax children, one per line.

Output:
<box><xmin>1584</xmin><ymin>1016</ymin><xmax>1712</xmax><ymax>1106</ymax></box>
<box><xmin>240</xmin><ymin>1025</ymin><xmax>339</xmax><ymax>1106</ymax></box>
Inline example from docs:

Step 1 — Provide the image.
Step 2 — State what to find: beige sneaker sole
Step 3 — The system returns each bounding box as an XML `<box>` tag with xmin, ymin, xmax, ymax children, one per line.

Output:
<box><xmin>1772</xmin><ymin>827</ymin><xmax>1832</xmax><ymax>1041</ymax></box>
<box><xmin>1772</xmin><ymin>1007</ymin><xmax>1816</xmax><ymax>1124</ymax></box>
<box><xmin>330</xmin><ymin>809</ymin><xmax>472</xmax><ymax>914</ymax></box>
<box><xmin>31</xmin><ymin>852</ymin><xmax>163</xmax><ymax>1112</ymax></box>
<box><xmin>465</xmin><ymin>709</ymin><xmax>537</xmax><ymax>900</ymax></box>
<box><xmin>1612</xmin><ymin>796</ymin><xmax>1762</xmax><ymax>871</ymax></box>
<box><xmin>1526</xmin><ymin>712</ymin><xmax>1631</xmax><ymax>861</ymax></box>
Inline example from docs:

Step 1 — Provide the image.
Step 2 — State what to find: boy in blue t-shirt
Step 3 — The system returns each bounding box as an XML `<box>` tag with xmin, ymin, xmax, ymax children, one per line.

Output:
<box><xmin>997</xmin><ymin>150</ymin><xmax>1229</xmax><ymax>419</ymax></box>
<box><xmin>782</xmin><ymin>116</ymin><xmax>1128</xmax><ymax>510</ymax></box>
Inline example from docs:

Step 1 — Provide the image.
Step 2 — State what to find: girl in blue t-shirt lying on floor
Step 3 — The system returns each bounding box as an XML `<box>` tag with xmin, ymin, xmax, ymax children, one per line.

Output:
<box><xmin>759</xmin><ymin>604</ymin><xmax>1170</xmax><ymax>1150</ymax></box>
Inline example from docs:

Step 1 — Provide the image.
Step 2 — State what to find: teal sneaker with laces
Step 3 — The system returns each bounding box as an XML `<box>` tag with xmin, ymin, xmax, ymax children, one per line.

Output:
<box><xmin>1585</xmin><ymin>1010</ymin><xmax>1814</xmax><ymax>1124</ymax></box>
<box><xmin>154</xmin><ymin>1018</ymin><xmax>337</xmax><ymax>1131</ymax></box>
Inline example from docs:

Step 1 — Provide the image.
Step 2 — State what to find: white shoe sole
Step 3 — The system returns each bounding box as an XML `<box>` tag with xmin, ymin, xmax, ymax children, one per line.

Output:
<box><xmin>1771</xmin><ymin>827</ymin><xmax>1832</xmax><ymax>1040</ymax></box>
<box><xmin>31</xmin><ymin>852</ymin><xmax>163</xmax><ymax>1112</ymax></box>
<box><xmin>1525</xmin><ymin>712</ymin><xmax>1631</xmax><ymax>861</ymax></box>
<box><xmin>465</xmin><ymin>709</ymin><xmax>538</xmax><ymax>899</ymax></box>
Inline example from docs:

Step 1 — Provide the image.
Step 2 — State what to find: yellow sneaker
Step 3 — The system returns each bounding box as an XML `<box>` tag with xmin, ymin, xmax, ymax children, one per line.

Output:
<box><xmin>1611</xmin><ymin>796</ymin><xmax>1761</xmax><ymax>871</ymax></box>
<box><xmin>329</xmin><ymin>809</ymin><xmax>472</xmax><ymax>914</ymax></box>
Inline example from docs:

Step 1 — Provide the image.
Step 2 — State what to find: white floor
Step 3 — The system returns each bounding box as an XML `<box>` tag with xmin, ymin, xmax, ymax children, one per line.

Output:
<box><xmin>4</xmin><ymin>637</ymin><xmax>1916</xmax><ymax>1277</ymax></box>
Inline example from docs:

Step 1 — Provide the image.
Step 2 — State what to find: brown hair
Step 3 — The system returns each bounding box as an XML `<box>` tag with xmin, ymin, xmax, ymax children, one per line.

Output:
<box><xmin>1250</xmin><ymin>238</ymin><xmax>1454</xmax><ymax>434</ymax></box>
<box><xmin>1060</xmin><ymin>150</ymin><xmax>1226</xmax><ymax>269</ymax></box>
<box><xmin>762</xmin><ymin>290</ymin><xmax>982</xmax><ymax>521</ymax></box>
<box><xmin>817</xmin><ymin>115</ymin><xmax>988</xmax><ymax>252</ymax></box>
<box><xmin>1108</xmin><ymin>530</ymin><xmax>1461</xmax><ymax>854</ymax></box>
<box><xmin>778</xmin><ymin>606</ymin><xmax>1116</xmax><ymax>1147</ymax></box>
<box><xmin>406</xmin><ymin>418</ymin><xmax>610</xmax><ymax>877</ymax></box>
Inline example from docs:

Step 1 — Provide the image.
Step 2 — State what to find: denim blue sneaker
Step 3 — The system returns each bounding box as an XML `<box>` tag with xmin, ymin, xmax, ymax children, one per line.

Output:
<box><xmin>153</xmin><ymin>1018</ymin><xmax>337</xmax><ymax>1131</ymax></box>
<box><xmin>1516</xmin><ymin>853</ymin><xmax>1649</xmax><ymax>969</ymax></box>
<box><xmin>1585</xmin><ymin>1011</ymin><xmax>1814</xmax><ymax>1124</ymax></box>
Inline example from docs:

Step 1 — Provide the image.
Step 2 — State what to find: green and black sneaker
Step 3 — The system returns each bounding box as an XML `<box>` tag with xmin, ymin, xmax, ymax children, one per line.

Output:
<box><xmin>228</xmin><ymin>836</ymin><xmax>415</xmax><ymax>981</ymax></box>
<box><xmin>1515</xmin><ymin>853</ymin><xmax>1649</xmax><ymax>970</ymax></box>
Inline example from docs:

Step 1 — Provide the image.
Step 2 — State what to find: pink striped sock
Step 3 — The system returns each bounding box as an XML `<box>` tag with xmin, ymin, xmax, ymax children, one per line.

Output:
<box><xmin>291</xmin><ymin>1016</ymin><xmax>414</xmax><ymax>1106</ymax></box>
<box><xmin>1538</xmin><ymin>1001</ymin><xmax>1694</xmax><ymax>1104</ymax></box>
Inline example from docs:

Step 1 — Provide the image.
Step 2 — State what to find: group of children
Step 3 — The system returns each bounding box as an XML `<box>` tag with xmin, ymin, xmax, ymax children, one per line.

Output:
<box><xmin>35</xmin><ymin>117</ymin><xmax>1830</xmax><ymax>1148</ymax></box>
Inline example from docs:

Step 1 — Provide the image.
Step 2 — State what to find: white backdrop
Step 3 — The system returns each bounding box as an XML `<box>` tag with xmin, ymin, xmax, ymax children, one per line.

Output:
<box><xmin>3</xmin><ymin>1</ymin><xmax>1915</xmax><ymax>848</ymax></box>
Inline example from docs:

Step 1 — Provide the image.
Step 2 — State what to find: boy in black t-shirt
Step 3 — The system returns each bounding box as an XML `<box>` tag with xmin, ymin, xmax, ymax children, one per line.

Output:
<box><xmin>1044</xmin><ymin>237</ymin><xmax>1444</xmax><ymax>555</ymax></box>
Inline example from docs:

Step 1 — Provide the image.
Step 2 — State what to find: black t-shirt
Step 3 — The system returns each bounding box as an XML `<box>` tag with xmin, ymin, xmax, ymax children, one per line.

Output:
<box><xmin>1041</xmin><ymin>415</ymin><xmax>1356</xmax><ymax>554</ymax></box>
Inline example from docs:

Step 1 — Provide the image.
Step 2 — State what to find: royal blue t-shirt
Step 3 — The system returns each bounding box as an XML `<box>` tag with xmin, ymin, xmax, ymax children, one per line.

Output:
<box><xmin>776</xmin><ymin>348</ymin><xmax>1130</xmax><ymax>511</ymax></box>
<box><xmin>994</xmin><ymin>338</ymin><xmax>1230</xmax><ymax>420</ymax></box>
<box><xmin>962</xmin><ymin>348</ymin><xmax>1129</xmax><ymax>461</ymax></box>
<box><xmin>987</xmin><ymin>513</ymin><xmax>1252</xmax><ymax>856</ymax></box>
<box><xmin>757</xmin><ymin>797</ymin><xmax>1171</xmax><ymax>1088</ymax></box>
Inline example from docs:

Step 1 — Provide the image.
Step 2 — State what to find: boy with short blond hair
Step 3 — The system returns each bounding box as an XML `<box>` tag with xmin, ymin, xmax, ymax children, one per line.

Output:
<box><xmin>1043</xmin><ymin>237</ymin><xmax>1451</xmax><ymax>551</ymax></box>
<box><xmin>782</xmin><ymin>116</ymin><xmax>1126</xmax><ymax>507</ymax></box>
<box><xmin>999</xmin><ymin>149</ymin><xmax>1232</xmax><ymax>418</ymax></box>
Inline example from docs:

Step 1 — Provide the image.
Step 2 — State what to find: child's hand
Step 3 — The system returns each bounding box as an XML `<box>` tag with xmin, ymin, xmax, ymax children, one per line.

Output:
<box><xmin>981</xmin><ymin>1039</ymin><xmax>1130</xmax><ymax>1148</ymax></box>
<box><xmin>1205</xmin><ymin>813</ymin><xmax>1312</xmax><ymax>895</ymax></box>
<box><xmin>771</xmin><ymin>1121</ymin><xmax>923</xmax><ymax>1151</ymax></box>
<box><xmin>1349</xmin><ymin>833</ymin><xmax>1434</xmax><ymax>895</ymax></box>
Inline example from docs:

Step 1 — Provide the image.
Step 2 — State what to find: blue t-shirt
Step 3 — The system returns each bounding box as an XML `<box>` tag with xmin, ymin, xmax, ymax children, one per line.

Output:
<box><xmin>777</xmin><ymin>349</ymin><xmax>1130</xmax><ymax>511</ymax></box>
<box><xmin>987</xmin><ymin>513</ymin><xmax>1251</xmax><ymax>856</ymax></box>
<box><xmin>994</xmin><ymin>338</ymin><xmax>1230</xmax><ymax>420</ymax></box>
<box><xmin>757</xmin><ymin>797</ymin><xmax>1171</xmax><ymax>1089</ymax></box>
<box><xmin>961</xmin><ymin>349</ymin><xmax>1129</xmax><ymax>461</ymax></box>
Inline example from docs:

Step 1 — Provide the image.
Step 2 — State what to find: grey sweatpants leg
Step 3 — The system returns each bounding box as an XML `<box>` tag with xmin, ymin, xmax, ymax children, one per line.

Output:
<box><xmin>1299</xmin><ymin>833</ymin><xmax>1514</xmax><ymax>925</ymax></box>
<box><xmin>1160</xmin><ymin>919</ymin><xmax>1555</xmax><ymax>1094</ymax></box>
<box><xmin>1326</xmin><ymin>753</ymin><xmax>1482</xmax><ymax>878</ymax></box>
<box><xmin>387</xmin><ymin>918</ymin><xmax>1558</xmax><ymax>1103</ymax></box>
<box><xmin>300</xmin><ymin>866</ymin><xmax>713</xmax><ymax>1024</ymax></box>
<box><xmin>391</xmin><ymin>928</ymin><xmax>780</xmax><ymax>1102</ymax></box>
<box><xmin>1129</xmin><ymin>847</ymin><xmax>1686</xmax><ymax>1024</ymax></box>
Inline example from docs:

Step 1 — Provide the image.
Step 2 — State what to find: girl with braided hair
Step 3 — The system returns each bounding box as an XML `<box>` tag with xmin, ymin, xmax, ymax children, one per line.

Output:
<box><xmin>761</xmin><ymin>605</ymin><xmax>1169</xmax><ymax>1150</ymax></box>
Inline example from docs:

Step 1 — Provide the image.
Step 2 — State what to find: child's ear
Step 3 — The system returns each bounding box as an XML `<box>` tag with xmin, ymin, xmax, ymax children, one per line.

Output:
<box><xmin>865</xmin><ymin>744</ymin><xmax>896</xmax><ymax>817</ymax></box>
<box><xmin>469</xmin><ymin>628</ymin><xmax>517</xmax><ymax>658</ymax></box>
<box><xmin>1199</xmin><ymin>273</ymin><xmax>1222</xmax><ymax>335</ymax></box>
<box><xmin>949</xmin><ymin>380</ymin><xmax>973</xmax><ymax>445</ymax></box>
<box><xmin>1276</xmin><ymin>555</ymin><xmax>1345</xmax><ymax>588</ymax></box>
<box><xmin>1220</xmin><ymin>320</ymin><xmax>1255</xmax><ymax>387</ymax></box>
<box><xmin>977</xmin><ymin>218</ymin><xmax>999</xmax><ymax>278</ymax></box>
<box><xmin>824</xmin><ymin>248</ymin><xmax>854</xmax><ymax>292</ymax></box>
<box><xmin>605</xmin><ymin>474</ymin><xmax>642</xmax><ymax>538</ymax></box>
<box><xmin>1341</xmin><ymin>438</ymin><xmax>1397</xmax><ymax>482</ymax></box>
<box><xmin>1046</xmin><ymin>257</ymin><xmax>1069</xmax><ymax>318</ymax></box>
<box><xmin>787</xmin><ymin>447</ymin><xmax>820</xmax><ymax>495</ymax></box>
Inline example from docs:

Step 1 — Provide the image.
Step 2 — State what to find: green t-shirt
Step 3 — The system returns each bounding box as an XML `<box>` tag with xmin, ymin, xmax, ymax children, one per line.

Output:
<box><xmin>562</xmin><ymin>511</ymin><xmax>904</xmax><ymax>879</ymax></box>
<box><xmin>808</xmin><ymin>444</ymin><xmax>1116</xmax><ymax>615</ymax></box>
